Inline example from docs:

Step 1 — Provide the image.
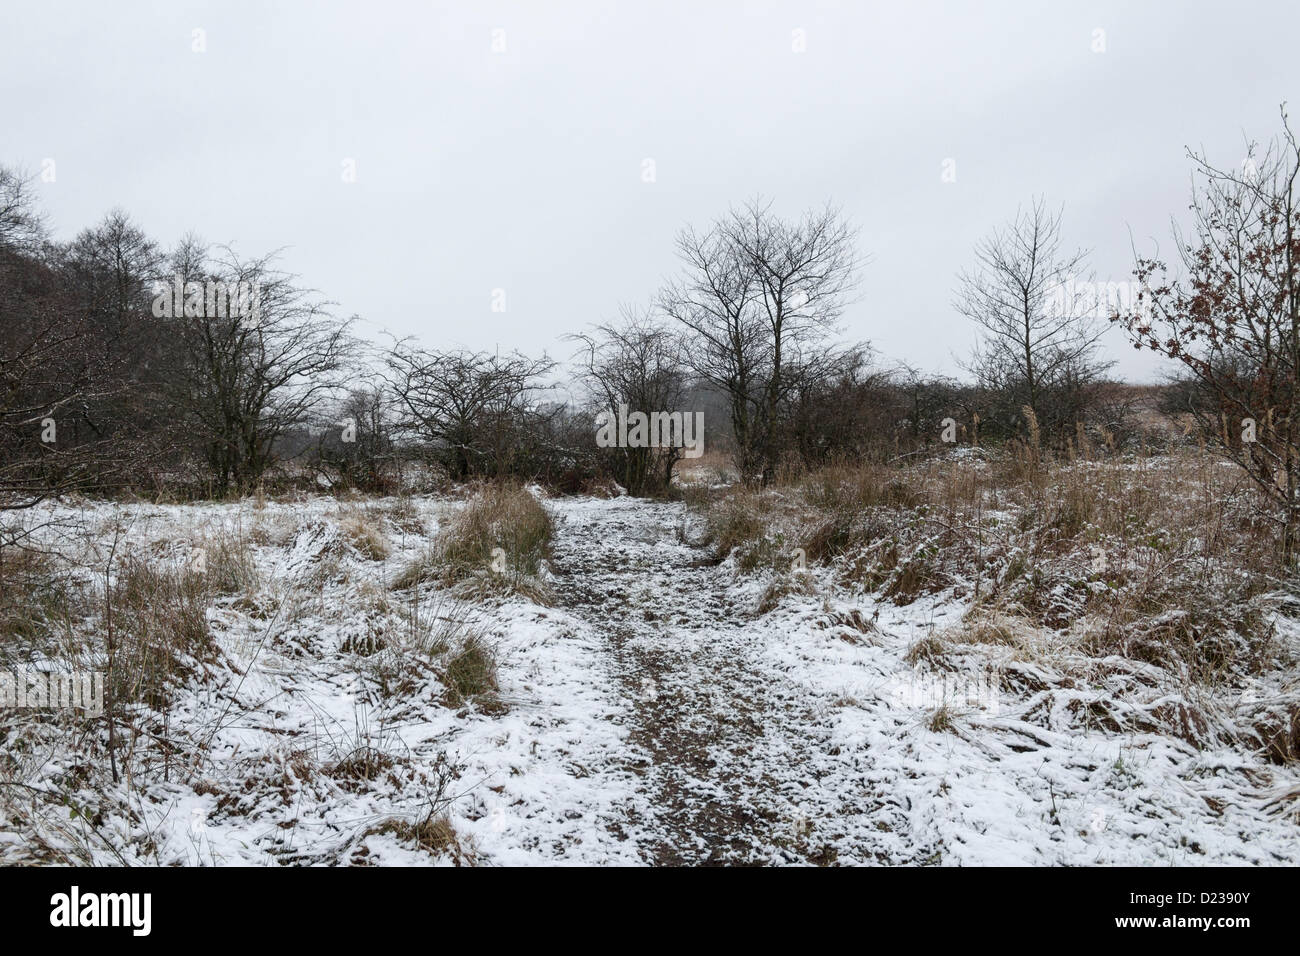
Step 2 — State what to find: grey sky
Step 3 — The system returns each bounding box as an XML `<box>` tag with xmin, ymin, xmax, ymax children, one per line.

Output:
<box><xmin>4</xmin><ymin>0</ymin><xmax>1297</xmax><ymax>381</ymax></box>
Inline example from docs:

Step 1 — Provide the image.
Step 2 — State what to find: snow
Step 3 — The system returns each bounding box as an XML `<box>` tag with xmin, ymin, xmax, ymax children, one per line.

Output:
<box><xmin>2</xmin><ymin>492</ymin><xmax>1298</xmax><ymax>865</ymax></box>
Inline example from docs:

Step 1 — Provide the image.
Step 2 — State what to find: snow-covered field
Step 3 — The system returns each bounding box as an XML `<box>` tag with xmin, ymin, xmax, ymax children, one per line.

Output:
<box><xmin>2</xmin><ymin>489</ymin><xmax>1299</xmax><ymax>865</ymax></box>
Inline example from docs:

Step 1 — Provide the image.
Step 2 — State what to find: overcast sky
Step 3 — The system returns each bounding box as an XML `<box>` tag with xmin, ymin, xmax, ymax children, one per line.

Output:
<box><xmin>4</xmin><ymin>0</ymin><xmax>1298</xmax><ymax>381</ymax></box>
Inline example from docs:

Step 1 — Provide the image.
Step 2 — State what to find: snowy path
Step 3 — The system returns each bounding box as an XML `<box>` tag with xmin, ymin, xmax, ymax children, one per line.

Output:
<box><xmin>547</xmin><ymin>498</ymin><xmax>919</xmax><ymax>864</ymax></box>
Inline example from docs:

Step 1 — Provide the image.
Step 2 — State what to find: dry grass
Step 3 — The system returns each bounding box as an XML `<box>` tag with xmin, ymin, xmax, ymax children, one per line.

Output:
<box><xmin>708</xmin><ymin>447</ymin><xmax>1292</xmax><ymax>702</ymax></box>
<box><xmin>439</xmin><ymin>482</ymin><xmax>553</xmax><ymax>575</ymax></box>
<box><xmin>327</xmin><ymin>746</ymin><xmax>397</xmax><ymax>789</ymax></box>
<box><xmin>946</xmin><ymin>610</ymin><xmax>1030</xmax><ymax>649</ymax></box>
<box><xmin>338</xmin><ymin>507</ymin><xmax>390</xmax><ymax>561</ymax></box>
<box><xmin>377</xmin><ymin>496</ymin><xmax>427</xmax><ymax>536</ymax></box>
<box><xmin>370</xmin><ymin>814</ymin><xmax>474</xmax><ymax>864</ymax></box>
<box><xmin>107</xmin><ymin>558</ymin><xmax>216</xmax><ymax>709</ymax></box>
<box><xmin>392</xmin><ymin>482</ymin><xmax>553</xmax><ymax>601</ymax></box>
<box><xmin>927</xmin><ymin>703</ymin><xmax>959</xmax><ymax>733</ymax></box>
<box><xmin>94</xmin><ymin>532</ymin><xmax>261</xmax><ymax>709</ymax></box>
<box><xmin>756</xmin><ymin>571</ymin><xmax>819</xmax><ymax>614</ymax></box>
<box><xmin>904</xmin><ymin>634</ymin><xmax>949</xmax><ymax>668</ymax></box>
<box><xmin>441</xmin><ymin>634</ymin><xmax>500</xmax><ymax>707</ymax></box>
<box><xmin>0</xmin><ymin>548</ymin><xmax>81</xmax><ymax>663</ymax></box>
<box><xmin>201</xmin><ymin>530</ymin><xmax>260</xmax><ymax>596</ymax></box>
<box><xmin>356</xmin><ymin>587</ymin><xmax>505</xmax><ymax>712</ymax></box>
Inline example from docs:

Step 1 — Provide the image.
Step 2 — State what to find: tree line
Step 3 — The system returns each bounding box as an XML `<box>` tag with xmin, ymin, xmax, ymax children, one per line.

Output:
<box><xmin>3</xmin><ymin>106</ymin><xmax>1299</xmax><ymax>555</ymax></box>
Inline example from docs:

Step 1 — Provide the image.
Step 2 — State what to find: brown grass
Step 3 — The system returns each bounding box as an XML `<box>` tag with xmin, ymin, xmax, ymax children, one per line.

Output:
<box><xmin>441</xmin><ymin>634</ymin><xmax>500</xmax><ymax>708</ymax></box>
<box><xmin>339</xmin><ymin>508</ymin><xmax>390</xmax><ymax>561</ymax></box>
<box><xmin>371</xmin><ymin>814</ymin><xmax>474</xmax><ymax>864</ymax></box>
<box><xmin>0</xmin><ymin>548</ymin><xmax>80</xmax><ymax>662</ymax></box>
<box><xmin>108</xmin><ymin>558</ymin><xmax>216</xmax><ymax>709</ymax></box>
<box><xmin>392</xmin><ymin>482</ymin><xmax>554</xmax><ymax>601</ymax></box>
<box><xmin>707</xmin><ymin>446</ymin><xmax>1289</xmax><ymax>692</ymax></box>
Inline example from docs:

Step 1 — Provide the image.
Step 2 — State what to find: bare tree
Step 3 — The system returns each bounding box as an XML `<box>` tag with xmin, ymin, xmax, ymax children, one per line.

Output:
<box><xmin>1117</xmin><ymin>105</ymin><xmax>1300</xmax><ymax>560</ymax></box>
<box><xmin>0</xmin><ymin>167</ymin><xmax>45</xmax><ymax>250</ymax></box>
<box><xmin>571</xmin><ymin>307</ymin><xmax>690</xmax><ymax>495</ymax></box>
<box><xmin>57</xmin><ymin>211</ymin><xmax>183</xmax><ymax>476</ymax></box>
<box><xmin>167</xmin><ymin>243</ymin><xmax>354</xmax><ymax>494</ymax></box>
<box><xmin>662</xmin><ymin>198</ymin><xmax>862</xmax><ymax>483</ymax></box>
<box><xmin>385</xmin><ymin>343</ymin><xmax>556</xmax><ymax>481</ymax></box>
<box><xmin>956</xmin><ymin>197</ymin><xmax>1108</xmax><ymax>442</ymax></box>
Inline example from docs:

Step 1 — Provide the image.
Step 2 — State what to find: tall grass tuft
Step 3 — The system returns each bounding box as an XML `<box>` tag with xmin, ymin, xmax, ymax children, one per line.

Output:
<box><xmin>391</xmin><ymin>482</ymin><xmax>554</xmax><ymax>601</ymax></box>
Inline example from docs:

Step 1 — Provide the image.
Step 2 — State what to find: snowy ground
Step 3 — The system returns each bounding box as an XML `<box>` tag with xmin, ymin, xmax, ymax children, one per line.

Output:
<box><xmin>3</xmin><ymin>491</ymin><xmax>1299</xmax><ymax>865</ymax></box>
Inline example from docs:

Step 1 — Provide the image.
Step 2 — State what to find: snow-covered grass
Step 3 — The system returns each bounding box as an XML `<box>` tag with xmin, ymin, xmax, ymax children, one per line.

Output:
<box><xmin>691</xmin><ymin>449</ymin><xmax>1300</xmax><ymax>860</ymax></box>
<box><xmin>1</xmin><ymin>450</ymin><xmax>1298</xmax><ymax>865</ymax></box>
<box><xmin>0</xmin><ymin>492</ymin><xmax>635</xmax><ymax>864</ymax></box>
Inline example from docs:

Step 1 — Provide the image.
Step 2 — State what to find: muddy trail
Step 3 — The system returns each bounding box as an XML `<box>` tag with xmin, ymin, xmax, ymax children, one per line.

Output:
<box><xmin>547</xmin><ymin>498</ymin><xmax>910</xmax><ymax>865</ymax></box>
